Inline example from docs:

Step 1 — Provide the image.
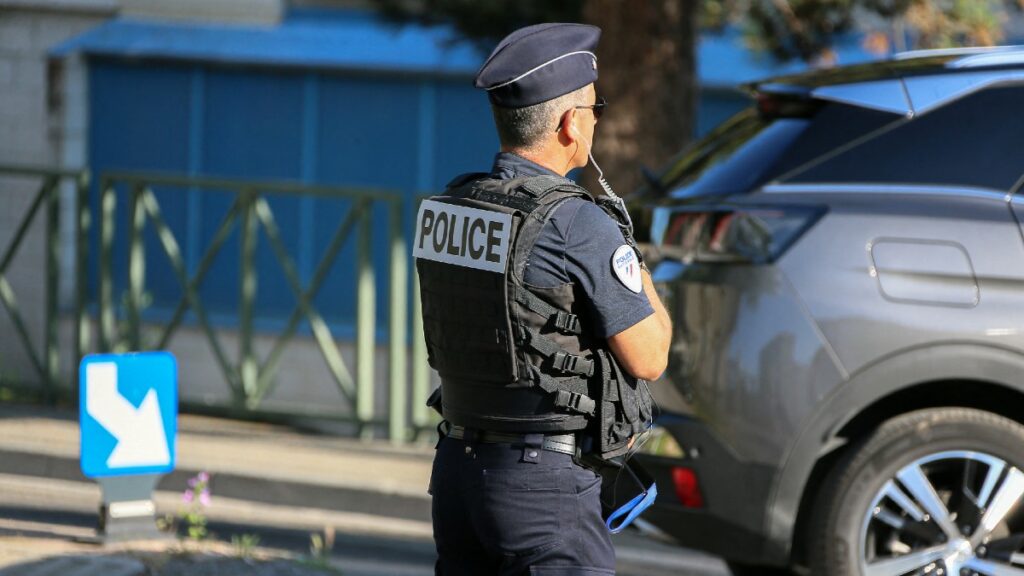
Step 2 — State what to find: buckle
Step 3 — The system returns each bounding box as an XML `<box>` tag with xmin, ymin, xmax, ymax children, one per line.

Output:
<box><xmin>552</xmin><ymin>311</ymin><xmax>581</xmax><ymax>334</ymax></box>
<box><xmin>551</xmin><ymin>351</ymin><xmax>594</xmax><ymax>376</ymax></box>
<box><xmin>554</xmin><ymin>390</ymin><xmax>596</xmax><ymax>416</ymax></box>
<box><xmin>514</xmin><ymin>324</ymin><xmax>531</xmax><ymax>345</ymax></box>
<box><xmin>552</xmin><ymin>351</ymin><xmax>580</xmax><ymax>373</ymax></box>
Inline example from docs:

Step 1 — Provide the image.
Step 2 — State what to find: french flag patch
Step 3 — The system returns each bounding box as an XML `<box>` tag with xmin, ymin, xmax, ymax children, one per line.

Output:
<box><xmin>611</xmin><ymin>245</ymin><xmax>642</xmax><ymax>293</ymax></box>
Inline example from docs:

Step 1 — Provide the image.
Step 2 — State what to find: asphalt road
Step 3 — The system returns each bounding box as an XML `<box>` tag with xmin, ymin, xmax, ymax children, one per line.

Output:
<box><xmin>0</xmin><ymin>405</ymin><xmax>733</xmax><ymax>575</ymax></box>
<box><xmin>0</xmin><ymin>493</ymin><xmax>730</xmax><ymax>576</ymax></box>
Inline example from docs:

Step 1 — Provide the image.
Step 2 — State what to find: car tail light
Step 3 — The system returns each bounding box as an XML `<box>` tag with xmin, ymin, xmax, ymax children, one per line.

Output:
<box><xmin>671</xmin><ymin>466</ymin><xmax>704</xmax><ymax>509</ymax></box>
<box><xmin>652</xmin><ymin>205</ymin><xmax>824</xmax><ymax>264</ymax></box>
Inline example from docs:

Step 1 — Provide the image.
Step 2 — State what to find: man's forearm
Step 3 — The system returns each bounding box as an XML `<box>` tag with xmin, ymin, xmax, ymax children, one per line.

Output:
<box><xmin>641</xmin><ymin>269</ymin><xmax>672</xmax><ymax>337</ymax></box>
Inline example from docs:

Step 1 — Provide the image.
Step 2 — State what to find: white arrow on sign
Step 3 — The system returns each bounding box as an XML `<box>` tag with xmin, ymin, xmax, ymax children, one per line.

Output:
<box><xmin>85</xmin><ymin>362</ymin><xmax>171</xmax><ymax>468</ymax></box>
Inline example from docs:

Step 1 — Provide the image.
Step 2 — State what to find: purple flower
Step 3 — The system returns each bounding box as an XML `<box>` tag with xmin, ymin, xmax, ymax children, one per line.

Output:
<box><xmin>187</xmin><ymin>478</ymin><xmax>198</xmax><ymax>488</ymax></box>
<box><xmin>197</xmin><ymin>472</ymin><xmax>210</xmax><ymax>483</ymax></box>
<box><xmin>182</xmin><ymin>489</ymin><xmax>194</xmax><ymax>504</ymax></box>
<box><xmin>199</xmin><ymin>491</ymin><xmax>211</xmax><ymax>507</ymax></box>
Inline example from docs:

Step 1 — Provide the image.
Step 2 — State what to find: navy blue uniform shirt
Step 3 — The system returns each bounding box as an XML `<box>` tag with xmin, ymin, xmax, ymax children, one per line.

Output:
<box><xmin>490</xmin><ymin>152</ymin><xmax>653</xmax><ymax>338</ymax></box>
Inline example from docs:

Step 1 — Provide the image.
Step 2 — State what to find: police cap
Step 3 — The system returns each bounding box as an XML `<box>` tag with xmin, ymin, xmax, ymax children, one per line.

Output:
<box><xmin>474</xmin><ymin>23</ymin><xmax>600</xmax><ymax>109</ymax></box>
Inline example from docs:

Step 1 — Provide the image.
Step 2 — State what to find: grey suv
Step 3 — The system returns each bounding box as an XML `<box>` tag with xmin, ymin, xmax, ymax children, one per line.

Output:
<box><xmin>636</xmin><ymin>47</ymin><xmax>1024</xmax><ymax>575</ymax></box>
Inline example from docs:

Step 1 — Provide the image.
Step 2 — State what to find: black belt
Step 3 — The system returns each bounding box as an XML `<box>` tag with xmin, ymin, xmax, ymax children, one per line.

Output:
<box><xmin>447</xmin><ymin>425</ymin><xmax>577</xmax><ymax>456</ymax></box>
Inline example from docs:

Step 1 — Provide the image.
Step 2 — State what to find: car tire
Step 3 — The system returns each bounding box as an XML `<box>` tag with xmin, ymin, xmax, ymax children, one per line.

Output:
<box><xmin>809</xmin><ymin>407</ymin><xmax>1024</xmax><ymax>575</ymax></box>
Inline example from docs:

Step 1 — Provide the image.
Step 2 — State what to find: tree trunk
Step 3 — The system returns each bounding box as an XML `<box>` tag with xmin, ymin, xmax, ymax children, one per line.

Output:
<box><xmin>581</xmin><ymin>0</ymin><xmax>699</xmax><ymax>199</ymax></box>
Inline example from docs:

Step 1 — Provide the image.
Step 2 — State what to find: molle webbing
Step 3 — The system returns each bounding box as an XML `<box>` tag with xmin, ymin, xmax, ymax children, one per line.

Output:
<box><xmin>417</xmin><ymin>258</ymin><xmax>516</xmax><ymax>384</ymax></box>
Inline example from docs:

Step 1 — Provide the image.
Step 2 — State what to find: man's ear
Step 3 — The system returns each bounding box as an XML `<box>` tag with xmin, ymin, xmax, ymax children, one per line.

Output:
<box><xmin>557</xmin><ymin>108</ymin><xmax>577</xmax><ymax>145</ymax></box>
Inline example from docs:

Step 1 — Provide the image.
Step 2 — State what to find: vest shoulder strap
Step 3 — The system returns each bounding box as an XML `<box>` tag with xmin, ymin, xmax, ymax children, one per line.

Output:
<box><xmin>519</xmin><ymin>175</ymin><xmax>593</xmax><ymax>204</ymax></box>
<box><xmin>510</xmin><ymin>176</ymin><xmax>593</xmax><ymax>280</ymax></box>
<box><xmin>443</xmin><ymin>175</ymin><xmax>550</xmax><ymax>214</ymax></box>
<box><xmin>444</xmin><ymin>173</ymin><xmax>593</xmax><ymax>209</ymax></box>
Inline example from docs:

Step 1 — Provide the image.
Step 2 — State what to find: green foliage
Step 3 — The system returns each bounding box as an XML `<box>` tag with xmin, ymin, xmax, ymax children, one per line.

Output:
<box><xmin>707</xmin><ymin>0</ymin><xmax>1021</xmax><ymax>62</ymax></box>
<box><xmin>156</xmin><ymin>512</ymin><xmax>176</xmax><ymax>533</ymax></box>
<box><xmin>182</xmin><ymin>508</ymin><xmax>208</xmax><ymax>541</ymax></box>
<box><xmin>744</xmin><ymin>0</ymin><xmax>858</xmax><ymax>62</ymax></box>
<box><xmin>375</xmin><ymin>0</ymin><xmax>1021</xmax><ymax>66</ymax></box>
<box><xmin>903</xmin><ymin>0</ymin><xmax>1007</xmax><ymax>48</ymax></box>
<box><xmin>308</xmin><ymin>526</ymin><xmax>335</xmax><ymax>567</ymax></box>
<box><xmin>231</xmin><ymin>533</ymin><xmax>261</xmax><ymax>559</ymax></box>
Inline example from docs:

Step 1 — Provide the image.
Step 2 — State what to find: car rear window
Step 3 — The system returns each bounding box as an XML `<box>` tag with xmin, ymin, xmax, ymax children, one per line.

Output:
<box><xmin>660</xmin><ymin>99</ymin><xmax>902</xmax><ymax>200</ymax></box>
<box><xmin>785</xmin><ymin>85</ymin><xmax>1024</xmax><ymax>191</ymax></box>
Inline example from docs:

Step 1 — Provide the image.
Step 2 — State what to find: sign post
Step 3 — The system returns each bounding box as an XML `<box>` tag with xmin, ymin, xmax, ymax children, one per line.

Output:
<box><xmin>80</xmin><ymin>351</ymin><xmax>177</xmax><ymax>542</ymax></box>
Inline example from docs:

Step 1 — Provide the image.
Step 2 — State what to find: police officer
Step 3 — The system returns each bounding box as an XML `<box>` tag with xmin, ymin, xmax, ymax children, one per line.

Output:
<box><xmin>416</xmin><ymin>22</ymin><xmax>672</xmax><ymax>575</ymax></box>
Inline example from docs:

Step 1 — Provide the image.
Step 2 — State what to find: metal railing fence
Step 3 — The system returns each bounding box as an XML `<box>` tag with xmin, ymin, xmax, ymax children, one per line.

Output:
<box><xmin>0</xmin><ymin>164</ymin><xmax>433</xmax><ymax>442</ymax></box>
<box><xmin>0</xmin><ymin>165</ymin><xmax>89</xmax><ymax>402</ymax></box>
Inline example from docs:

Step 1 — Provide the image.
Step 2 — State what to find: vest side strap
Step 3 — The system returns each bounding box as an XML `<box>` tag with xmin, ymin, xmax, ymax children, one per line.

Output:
<box><xmin>519</xmin><ymin>326</ymin><xmax>594</xmax><ymax>377</ymax></box>
<box><xmin>515</xmin><ymin>290</ymin><xmax>582</xmax><ymax>335</ymax></box>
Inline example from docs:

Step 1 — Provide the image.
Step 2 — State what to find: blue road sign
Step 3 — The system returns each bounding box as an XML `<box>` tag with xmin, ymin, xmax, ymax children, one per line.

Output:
<box><xmin>80</xmin><ymin>352</ymin><xmax>178</xmax><ymax>478</ymax></box>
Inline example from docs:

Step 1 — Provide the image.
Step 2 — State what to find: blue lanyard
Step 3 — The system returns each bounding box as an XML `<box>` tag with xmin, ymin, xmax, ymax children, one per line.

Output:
<box><xmin>603</xmin><ymin>457</ymin><xmax>658</xmax><ymax>534</ymax></box>
<box><xmin>605</xmin><ymin>483</ymin><xmax>658</xmax><ymax>533</ymax></box>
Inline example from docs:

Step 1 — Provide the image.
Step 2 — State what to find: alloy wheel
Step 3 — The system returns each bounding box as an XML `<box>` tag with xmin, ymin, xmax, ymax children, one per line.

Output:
<box><xmin>859</xmin><ymin>450</ymin><xmax>1024</xmax><ymax>576</ymax></box>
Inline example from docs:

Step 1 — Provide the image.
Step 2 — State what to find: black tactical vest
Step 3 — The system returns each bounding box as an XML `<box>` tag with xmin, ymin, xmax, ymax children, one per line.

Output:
<box><xmin>415</xmin><ymin>173</ymin><xmax>653</xmax><ymax>458</ymax></box>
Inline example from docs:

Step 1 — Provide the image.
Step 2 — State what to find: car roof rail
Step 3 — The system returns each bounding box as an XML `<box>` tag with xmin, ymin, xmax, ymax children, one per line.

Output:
<box><xmin>892</xmin><ymin>45</ymin><xmax>1024</xmax><ymax>68</ymax></box>
<box><xmin>893</xmin><ymin>46</ymin><xmax>1007</xmax><ymax>60</ymax></box>
<box><xmin>753</xmin><ymin>83</ymin><xmax>812</xmax><ymax>97</ymax></box>
<box><xmin>947</xmin><ymin>47</ymin><xmax>1024</xmax><ymax>69</ymax></box>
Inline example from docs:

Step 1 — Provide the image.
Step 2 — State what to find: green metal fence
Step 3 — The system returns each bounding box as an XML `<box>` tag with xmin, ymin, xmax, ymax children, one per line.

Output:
<box><xmin>0</xmin><ymin>165</ymin><xmax>89</xmax><ymax>402</ymax></box>
<box><xmin>0</xmin><ymin>164</ymin><xmax>433</xmax><ymax>442</ymax></box>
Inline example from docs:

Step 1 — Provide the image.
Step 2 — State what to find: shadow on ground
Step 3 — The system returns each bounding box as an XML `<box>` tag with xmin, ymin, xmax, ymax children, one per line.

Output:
<box><xmin>0</xmin><ymin>506</ymin><xmax>434</xmax><ymax>576</ymax></box>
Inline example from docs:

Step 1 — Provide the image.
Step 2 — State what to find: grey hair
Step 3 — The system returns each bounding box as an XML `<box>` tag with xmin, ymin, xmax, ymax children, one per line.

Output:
<box><xmin>490</xmin><ymin>86</ymin><xmax>591</xmax><ymax>150</ymax></box>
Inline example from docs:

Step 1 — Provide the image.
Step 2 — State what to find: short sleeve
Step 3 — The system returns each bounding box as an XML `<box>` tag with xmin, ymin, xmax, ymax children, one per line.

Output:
<box><xmin>563</xmin><ymin>202</ymin><xmax>653</xmax><ymax>338</ymax></box>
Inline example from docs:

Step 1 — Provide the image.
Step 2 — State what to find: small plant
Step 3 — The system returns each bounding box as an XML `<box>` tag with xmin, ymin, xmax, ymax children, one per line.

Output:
<box><xmin>231</xmin><ymin>533</ymin><xmax>260</xmax><ymax>559</ymax></box>
<box><xmin>308</xmin><ymin>526</ymin><xmax>335</xmax><ymax>567</ymax></box>
<box><xmin>180</xmin><ymin>471</ymin><xmax>212</xmax><ymax>540</ymax></box>
<box><xmin>156</xmin><ymin>512</ymin><xmax>176</xmax><ymax>533</ymax></box>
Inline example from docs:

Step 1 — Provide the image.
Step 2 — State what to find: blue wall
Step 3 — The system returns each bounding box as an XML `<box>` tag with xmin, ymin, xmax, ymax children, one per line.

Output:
<box><xmin>79</xmin><ymin>14</ymin><xmax>864</xmax><ymax>335</ymax></box>
<box><xmin>88</xmin><ymin>58</ymin><xmax>497</xmax><ymax>334</ymax></box>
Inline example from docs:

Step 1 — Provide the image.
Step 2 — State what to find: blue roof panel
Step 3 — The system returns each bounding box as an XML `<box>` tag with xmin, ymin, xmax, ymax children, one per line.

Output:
<box><xmin>52</xmin><ymin>12</ymin><xmax>487</xmax><ymax>76</ymax></box>
<box><xmin>52</xmin><ymin>11</ymin><xmax>882</xmax><ymax>87</ymax></box>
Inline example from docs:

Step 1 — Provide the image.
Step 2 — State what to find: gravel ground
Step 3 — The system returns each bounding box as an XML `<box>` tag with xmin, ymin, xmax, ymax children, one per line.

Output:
<box><xmin>137</xmin><ymin>553</ymin><xmax>340</xmax><ymax>576</ymax></box>
<box><xmin>0</xmin><ymin>554</ymin><xmax>340</xmax><ymax>576</ymax></box>
<box><xmin>0</xmin><ymin>536</ymin><xmax>340</xmax><ymax>576</ymax></box>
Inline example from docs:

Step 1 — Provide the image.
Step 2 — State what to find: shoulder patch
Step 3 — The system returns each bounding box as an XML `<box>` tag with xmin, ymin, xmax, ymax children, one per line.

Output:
<box><xmin>611</xmin><ymin>245</ymin><xmax>642</xmax><ymax>293</ymax></box>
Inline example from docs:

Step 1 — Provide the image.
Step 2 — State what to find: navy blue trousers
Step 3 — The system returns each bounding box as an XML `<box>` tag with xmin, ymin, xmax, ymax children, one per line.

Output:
<box><xmin>430</xmin><ymin>435</ymin><xmax>616</xmax><ymax>576</ymax></box>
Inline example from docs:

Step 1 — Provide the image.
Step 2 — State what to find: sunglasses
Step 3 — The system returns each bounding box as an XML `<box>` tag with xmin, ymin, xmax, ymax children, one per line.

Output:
<box><xmin>575</xmin><ymin>96</ymin><xmax>608</xmax><ymax>120</ymax></box>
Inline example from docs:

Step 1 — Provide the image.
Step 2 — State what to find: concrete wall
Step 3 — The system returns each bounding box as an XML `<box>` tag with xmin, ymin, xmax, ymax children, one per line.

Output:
<box><xmin>0</xmin><ymin>1</ymin><xmax>114</xmax><ymax>387</ymax></box>
<box><xmin>0</xmin><ymin>0</ymin><xmax>283</xmax><ymax>389</ymax></box>
<box><xmin>121</xmin><ymin>0</ymin><xmax>283</xmax><ymax>25</ymax></box>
